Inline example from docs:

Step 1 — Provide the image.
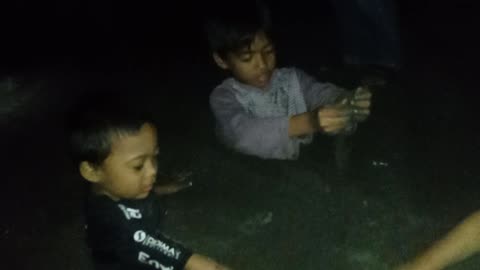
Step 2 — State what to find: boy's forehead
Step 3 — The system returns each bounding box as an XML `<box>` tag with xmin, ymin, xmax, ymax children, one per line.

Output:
<box><xmin>108</xmin><ymin>124</ymin><xmax>158</xmax><ymax>157</ymax></box>
<box><xmin>238</xmin><ymin>32</ymin><xmax>273</xmax><ymax>53</ymax></box>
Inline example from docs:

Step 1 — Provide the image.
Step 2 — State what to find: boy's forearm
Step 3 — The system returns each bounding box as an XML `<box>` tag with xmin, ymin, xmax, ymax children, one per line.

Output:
<box><xmin>407</xmin><ymin>211</ymin><xmax>480</xmax><ymax>270</ymax></box>
<box><xmin>288</xmin><ymin>111</ymin><xmax>319</xmax><ymax>137</ymax></box>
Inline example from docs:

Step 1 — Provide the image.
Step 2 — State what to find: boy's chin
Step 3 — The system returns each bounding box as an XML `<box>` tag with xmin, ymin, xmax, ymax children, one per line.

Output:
<box><xmin>256</xmin><ymin>73</ymin><xmax>273</xmax><ymax>89</ymax></box>
<box><xmin>238</xmin><ymin>76</ymin><xmax>271</xmax><ymax>90</ymax></box>
<box><xmin>250</xmin><ymin>79</ymin><xmax>271</xmax><ymax>90</ymax></box>
<box><xmin>135</xmin><ymin>191</ymin><xmax>151</xmax><ymax>199</ymax></box>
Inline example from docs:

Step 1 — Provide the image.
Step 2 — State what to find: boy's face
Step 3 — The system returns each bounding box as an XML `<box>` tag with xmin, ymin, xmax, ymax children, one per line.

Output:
<box><xmin>215</xmin><ymin>31</ymin><xmax>276</xmax><ymax>90</ymax></box>
<box><xmin>89</xmin><ymin>123</ymin><xmax>159</xmax><ymax>201</ymax></box>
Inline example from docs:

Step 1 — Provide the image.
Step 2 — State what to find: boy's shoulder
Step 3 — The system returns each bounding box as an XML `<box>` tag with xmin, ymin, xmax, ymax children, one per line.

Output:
<box><xmin>86</xmin><ymin>193</ymin><xmax>159</xmax><ymax>227</ymax></box>
<box><xmin>275</xmin><ymin>66</ymin><xmax>303</xmax><ymax>77</ymax></box>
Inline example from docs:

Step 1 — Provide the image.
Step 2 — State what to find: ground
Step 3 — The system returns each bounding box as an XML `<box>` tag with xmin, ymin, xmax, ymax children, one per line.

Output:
<box><xmin>2</xmin><ymin>61</ymin><xmax>479</xmax><ymax>269</ymax></box>
<box><xmin>1</xmin><ymin>8</ymin><xmax>480</xmax><ymax>269</ymax></box>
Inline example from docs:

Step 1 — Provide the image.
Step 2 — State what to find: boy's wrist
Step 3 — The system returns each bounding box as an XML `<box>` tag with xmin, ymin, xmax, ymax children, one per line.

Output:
<box><xmin>310</xmin><ymin>108</ymin><xmax>322</xmax><ymax>133</ymax></box>
<box><xmin>289</xmin><ymin>111</ymin><xmax>321</xmax><ymax>137</ymax></box>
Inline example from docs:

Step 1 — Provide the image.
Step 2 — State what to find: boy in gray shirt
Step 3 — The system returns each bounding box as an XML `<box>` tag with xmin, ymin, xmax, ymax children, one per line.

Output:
<box><xmin>205</xmin><ymin>1</ymin><xmax>372</xmax><ymax>160</ymax></box>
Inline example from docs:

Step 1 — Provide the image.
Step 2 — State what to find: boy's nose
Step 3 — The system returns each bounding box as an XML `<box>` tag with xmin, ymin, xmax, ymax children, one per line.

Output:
<box><xmin>145</xmin><ymin>160</ymin><xmax>157</xmax><ymax>179</ymax></box>
<box><xmin>256</xmin><ymin>54</ymin><xmax>267</xmax><ymax>69</ymax></box>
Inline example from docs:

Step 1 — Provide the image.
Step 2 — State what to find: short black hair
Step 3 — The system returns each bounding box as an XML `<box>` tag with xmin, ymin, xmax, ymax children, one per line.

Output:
<box><xmin>67</xmin><ymin>92</ymin><xmax>155</xmax><ymax>168</ymax></box>
<box><xmin>204</xmin><ymin>0</ymin><xmax>272</xmax><ymax>58</ymax></box>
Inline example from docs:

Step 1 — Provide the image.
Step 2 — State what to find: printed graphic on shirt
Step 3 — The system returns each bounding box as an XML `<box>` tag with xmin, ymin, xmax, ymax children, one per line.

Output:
<box><xmin>118</xmin><ymin>204</ymin><xmax>142</xmax><ymax>220</ymax></box>
<box><xmin>134</xmin><ymin>230</ymin><xmax>182</xmax><ymax>259</ymax></box>
<box><xmin>138</xmin><ymin>251</ymin><xmax>174</xmax><ymax>270</ymax></box>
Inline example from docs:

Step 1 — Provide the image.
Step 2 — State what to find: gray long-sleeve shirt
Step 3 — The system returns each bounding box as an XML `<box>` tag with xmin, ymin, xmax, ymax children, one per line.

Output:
<box><xmin>209</xmin><ymin>67</ymin><xmax>346</xmax><ymax>160</ymax></box>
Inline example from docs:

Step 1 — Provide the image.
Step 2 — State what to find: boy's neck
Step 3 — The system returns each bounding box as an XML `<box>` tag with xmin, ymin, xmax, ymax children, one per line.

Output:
<box><xmin>91</xmin><ymin>185</ymin><xmax>120</xmax><ymax>201</ymax></box>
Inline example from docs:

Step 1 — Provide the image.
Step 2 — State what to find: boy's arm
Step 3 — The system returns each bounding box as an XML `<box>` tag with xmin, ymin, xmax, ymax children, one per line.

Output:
<box><xmin>154</xmin><ymin>172</ymin><xmax>193</xmax><ymax>196</ymax></box>
<box><xmin>184</xmin><ymin>254</ymin><xmax>231</xmax><ymax>270</ymax></box>
<box><xmin>397</xmin><ymin>210</ymin><xmax>480</xmax><ymax>270</ymax></box>
<box><xmin>292</xmin><ymin>68</ymin><xmax>358</xmax><ymax>134</ymax></box>
<box><xmin>288</xmin><ymin>111</ymin><xmax>318</xmax><ymax>137</ymax></box>
<box><xmin>288</xmin><ymin>105</ymin><xmax>351</xmax><ymax>137</ymax></box>
<box><xmin>210</xmin><ymin>86</ymin><xmax>352</xmax><ymax>158</ymax></box>
<box><xmin>294</xmin><ymin>68</ymin><xmax>348</xmax><ymax>110</ymax></box>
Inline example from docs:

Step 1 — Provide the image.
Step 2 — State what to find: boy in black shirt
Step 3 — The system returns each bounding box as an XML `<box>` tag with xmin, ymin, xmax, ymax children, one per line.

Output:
<box><xmin>68</xmin><ymin>96</ymin><xmax>230</xmax><ymax>270</ymax></box>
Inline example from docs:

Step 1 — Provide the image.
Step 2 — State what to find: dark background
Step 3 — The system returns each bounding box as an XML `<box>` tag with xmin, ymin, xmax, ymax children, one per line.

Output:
<box><xmin>1</xmin><ymin>0</ymin><xmax>480</xmax><ymax>268</ymax></box>
<box><xmin>2</xmin><ymin>1</ymin><xmax>478</xmax><ymax>76</ymax></box>
<box><xmin>1</xmin><ymin>0</ymin><xmax>479</xmax><ymax>221</ymax></box>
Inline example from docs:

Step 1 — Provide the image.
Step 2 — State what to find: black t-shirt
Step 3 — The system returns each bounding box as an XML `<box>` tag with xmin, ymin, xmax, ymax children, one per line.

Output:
<box><xmin>86</xmin><ymin>193</ymin><xmax>193</xmax><ymax>270</ymax></box>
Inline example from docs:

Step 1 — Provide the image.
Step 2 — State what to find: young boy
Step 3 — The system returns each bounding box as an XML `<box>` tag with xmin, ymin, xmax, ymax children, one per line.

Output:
<box><xmin>205</xmin><ymin>1</ymin><xmax>372</xmax><ymax>160</ymax></box>
<box><xmin>396</xmin><ymin>210</ymin><xmax>480</xmax><ymax>270</ymax></box>
<box><xmin>68</xmin><ymin>96</ymin><xmax>230</xmax><ymax>270</ymax></box>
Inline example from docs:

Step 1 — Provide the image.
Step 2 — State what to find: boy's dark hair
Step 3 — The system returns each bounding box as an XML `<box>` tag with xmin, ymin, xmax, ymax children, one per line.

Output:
<box><xmin>204</xmin><ymin>0</ymin><xmax>272</xmax><ymax>58</ymax></box>
<box><xmin>67</xmin><ymin>92</ymin><xmax>155</xmax><ymax>168</ymax></box>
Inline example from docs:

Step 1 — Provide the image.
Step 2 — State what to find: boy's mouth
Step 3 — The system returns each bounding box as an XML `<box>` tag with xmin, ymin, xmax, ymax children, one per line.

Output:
<box><xmin>142</xmin><ymin>184</ymin><xmax>153</xmax><ymax>192</ymax></box>
<box><xmin>256</xmin><ymin>73</ymin><xmax>271</xmax><ymax>87</ymax></box>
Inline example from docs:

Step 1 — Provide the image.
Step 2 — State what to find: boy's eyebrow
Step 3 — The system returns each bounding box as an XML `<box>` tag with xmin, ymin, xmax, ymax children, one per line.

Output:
<box><xmin>237</xmin><ymin>48</ymin><xmax>252</xmax><ymax>54</ymax></box>
<box><xmin>126</xmin><ymin>147</ymin><xmax>159</xmax><ymax>163</ymax></box>
<box><xmin>262</xmin><ymin>43</ymin><xmax>273</xmax><ymax>49</ymax></box>
<box><xmin>239</xmin><ymin>43</ymin><xmax>273</xmax><ymax>53</ymax></box>
<box><xmin>126</xmin><ymin>155</ymin><xmax>147</xmax><ymax>163</ymax></box>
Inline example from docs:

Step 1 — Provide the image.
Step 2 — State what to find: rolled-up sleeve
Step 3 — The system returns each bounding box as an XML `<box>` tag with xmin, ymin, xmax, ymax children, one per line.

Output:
<box><xmin>210</xmin><ymin>87</ymin><xmax>297</xmax><ymax>159</ymax></box>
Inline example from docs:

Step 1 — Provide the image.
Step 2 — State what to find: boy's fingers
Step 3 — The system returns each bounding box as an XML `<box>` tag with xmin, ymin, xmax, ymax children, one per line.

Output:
<box><xmin>319</xmin><ymin>107</ymin><xmax>352</xmax><ymax>118</ymax></box>
<box><xmin>354</xmin><ymin>108</ymin><xmax>370</xmax><ymax>115</ymax></box>
<box><xmin>173</xmin><ymin>182</ymin><xmax>193</xmax><ymax>192</ymax></box>
<box><xmin>323</xmin><ymin>123</ymin><xmax>348</xmax><ymax>134</ymax></box>
<box><xmin>353</xmin><ymin>100</ymin><xmax>371</xmax><ymax>108</ymax></box>
<box><xmin>354</xmin><ymin>94</ymin><xmax>372</xmax><ymax>101</ymax></box>
<box><xmin>175</xmin><ymin>171</ymin><xmax>193</xmax><ymax>182</ymax></box>
<box><xmin>336</xmin><ymin>116</ymin><xmax>351</xmax><ymax>124</ymax></box>
<box><xmin>340</xmin><ymin>98</ymin><xmax>350</xmax><ymax>105</ymax></box>
<box><xmin>354</xmin><ymin>108</ymin><xmax>370</xmax><ymax>117</ymax></box>
<box><xmin>320</xmin><ymin>117</ymin><xmax>350</xmax><ymax>132</ymax></box>
<box><xmin>354</xmin><ymin>90</ymin><xmax>372</xmax><ymax>102</ymax></box>
<box><xmin>322</xmin><ymin>115</ymin><xmax>350</xmax><ymax>125</ymax></box>
<box><xmin>354</xmin><ymin>110</ymin><xmax>370</xmax><ymax>117</ymax></box>
<box><xmin>354</xmin><ymin>90</ymin><xmax>372</xmax><ymax>100</ymax></box>
<box><xmin>355</xmin><ymin>87</ymin><xmax>372</xmax><ymax>94</ymax></box>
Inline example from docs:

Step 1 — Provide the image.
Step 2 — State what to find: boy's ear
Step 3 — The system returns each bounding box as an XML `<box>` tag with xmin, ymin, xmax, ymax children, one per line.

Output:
<box><xmin>79</xmin><ymin>161</ymin><xmax>102</xmax><ymax>183</ymax></box>
<box><xmin>213</xmin><ymin>53</ymin><xmax>229</xmax><ymax>70</ymax></box>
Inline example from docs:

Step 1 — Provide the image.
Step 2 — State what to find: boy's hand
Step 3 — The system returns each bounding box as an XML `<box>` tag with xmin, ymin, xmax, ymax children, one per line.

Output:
<box><xmin>184</xmin><ymin>254</ymin><xmax>232</xmax><ymax>270</ymax></box>
<box><xmin>153</xmin><ymin>172</ymin><xmax>193</xmax><ymax>196</ymax></box>
<box><xmin>316</xmin><ymin>99</ymin><xmax>353</xmax><ymax>134</ymax></box>
<box><xmin>351</xmin><ymin>86</ymin><xmax>372</xmax><ymax>122</ymax></box>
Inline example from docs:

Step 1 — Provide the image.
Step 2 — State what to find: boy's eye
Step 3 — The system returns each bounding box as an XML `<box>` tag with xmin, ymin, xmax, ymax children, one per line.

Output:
<box><xmin>240</xmin><ymin>54</ymin><xmax>253</xmax><ymax>62</ymax></box>
<box><xmin>133</xmin><ymin>164</ymin><xmax>144</xmax><ymax>171</ymax></box>
<box><xmin>264</xmin><ymin>48</ymin><xmax>275</xmax><ymax>54</ymax></box>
